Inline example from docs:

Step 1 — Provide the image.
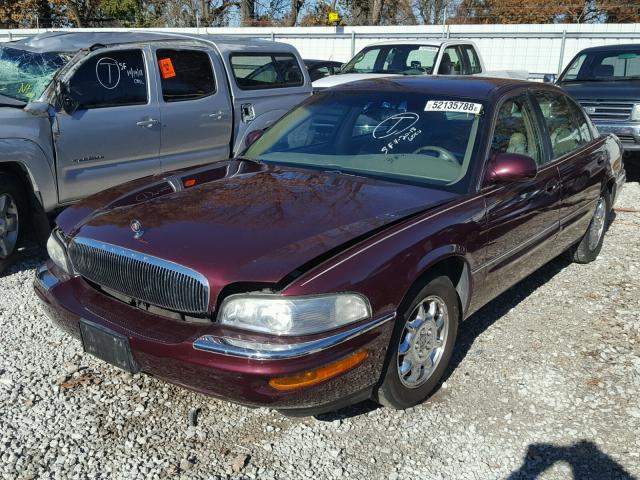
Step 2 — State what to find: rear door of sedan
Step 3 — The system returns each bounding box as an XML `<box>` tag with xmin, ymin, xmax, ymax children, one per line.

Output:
<box><xmin>474</xmin><ymin>91</ymin><xmax>562</xmax><ymax>306</ymax></box>
<box><xmin>530</xmin><ymin>90</ymin><xmax>607</xmax><ymax>251</ymax></box>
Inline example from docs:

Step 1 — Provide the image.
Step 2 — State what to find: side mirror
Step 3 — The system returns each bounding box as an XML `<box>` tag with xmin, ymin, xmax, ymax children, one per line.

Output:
<box><xmin>487</xmin><ymin>153</ymin><xmax>538</xmax><ymax>184</ymax></box>
<box><xmin>543</xmin><ymin>74</ymin><xmax>557</xmax><ymax>83</ymax></box>
<box><xmin>245</xmin><ymin>129</ymin><xmax>265</xmax><ymax>148</ymax></box>
<box><xmin>57</xmin><ymin>81</ymin><xmax>79</xmax><ymax>114</ymax></box>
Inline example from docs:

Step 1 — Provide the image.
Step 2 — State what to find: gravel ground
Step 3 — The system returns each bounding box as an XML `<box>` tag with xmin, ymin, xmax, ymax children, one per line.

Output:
<box><xmin>1</xmin><ymin>163</ymin><xmax>639</xmax><ymax>480</ymax></box>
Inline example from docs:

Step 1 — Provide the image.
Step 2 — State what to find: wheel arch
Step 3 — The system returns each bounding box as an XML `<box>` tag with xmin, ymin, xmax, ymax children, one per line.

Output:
<box><xmin>400</xmin><ymin>251</ymin><xmax>472</xmax><ymax>324</ymax></box>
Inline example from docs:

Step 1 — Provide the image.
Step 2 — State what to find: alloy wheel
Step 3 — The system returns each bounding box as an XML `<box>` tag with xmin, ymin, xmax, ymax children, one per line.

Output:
<box><xmin>397</xmin><ymin>295</ymin><xmax>449</xmax><ymax>388</ymax></box>
<box><xmin>0</xmin><ymin>193</ymin><xmax>19</xmax><ymax>259</ymax></box>
<box><xmin>588</xmin><ymin>196</ymin><xmax>606</xmax><ymax>251</ymax></box>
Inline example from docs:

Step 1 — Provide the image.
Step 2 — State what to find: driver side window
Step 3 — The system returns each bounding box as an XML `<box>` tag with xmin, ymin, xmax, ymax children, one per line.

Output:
<box><xmin>491</xmin><ymin>94</ymin><xmax>544</xmax><ymax>165</ymax></box>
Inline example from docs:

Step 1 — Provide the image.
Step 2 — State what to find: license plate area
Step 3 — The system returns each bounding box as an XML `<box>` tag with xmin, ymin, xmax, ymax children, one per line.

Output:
<box><xmin>79</xmin><ymin>320</ymin><xmax>139</xmax><ymax>374</ymax></box>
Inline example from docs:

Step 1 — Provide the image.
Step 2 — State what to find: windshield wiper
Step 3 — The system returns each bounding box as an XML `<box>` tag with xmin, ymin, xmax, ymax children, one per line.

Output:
<box><xmin>0</xmin><ymin>94</ymin><xmax>26</xmax><ymax>107</ymax></box>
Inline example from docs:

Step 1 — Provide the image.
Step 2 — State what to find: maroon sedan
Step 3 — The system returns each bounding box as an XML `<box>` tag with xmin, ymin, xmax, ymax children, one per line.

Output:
<box><xmin>35</xmin><ymin>77</ymin><xmax>625</xmax><ymax>416</ymax></box>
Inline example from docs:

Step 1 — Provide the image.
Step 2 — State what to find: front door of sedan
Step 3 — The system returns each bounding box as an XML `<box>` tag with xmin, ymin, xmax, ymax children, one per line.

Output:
<box><xmin>532</xmin><ymin>91</ymin><xmax>607</xmax><ymax>251</ymax></box>
<box><xmin>474</xmin><ymin>93</ymin><xmax>562</xmax><ymax>307</ymax></box>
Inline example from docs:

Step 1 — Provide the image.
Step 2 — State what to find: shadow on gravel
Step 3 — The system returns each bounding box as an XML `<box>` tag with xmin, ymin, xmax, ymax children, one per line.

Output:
<box><xmin>624</xmin><ymin>153</ymin><xmax>640</xmax><ymax>183</ymax></box>
<box><xmin>314</xmin><ymin>399</ymin><xmax>379</xmax><ymax>421</ymax></box>
<box><xmin>507</xmin><ymin>440</ymin><xmax>637</xmax><ymax>479</ymax></box>
<box><xmin>442</xmin><ymin>255</ymin><xmax>571</xmax><ymax>385</ymax></box>
<box><xmin>0</xmin><ymin>242</ymin><xmax>46</xmax><ymax>278</ymax></box>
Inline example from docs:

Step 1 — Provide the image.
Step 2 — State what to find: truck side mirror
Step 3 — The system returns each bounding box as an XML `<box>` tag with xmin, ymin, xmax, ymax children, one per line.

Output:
<box><xmin>57</xmin><ymin>81</ymin><xmax>80</xmax><ymax>115</ymax></box>
<box><xmin>543</xmin><ymin>74</ymin><xmax>557</xmax><ymax>83</ymax></box>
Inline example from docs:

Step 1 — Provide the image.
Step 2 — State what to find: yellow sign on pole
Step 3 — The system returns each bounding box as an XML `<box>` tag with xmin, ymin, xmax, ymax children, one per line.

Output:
<box><xmin>328</xmin><ymin>11</ymin><xmax>341</xmax><ymax>25</ymax></box>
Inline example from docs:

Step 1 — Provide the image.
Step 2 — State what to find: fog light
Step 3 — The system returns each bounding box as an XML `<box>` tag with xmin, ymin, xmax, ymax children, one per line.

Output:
<box><xmin>268</xmin><ymin>350</ymin><xmax>368</xmax><ymax>391</ymax></box>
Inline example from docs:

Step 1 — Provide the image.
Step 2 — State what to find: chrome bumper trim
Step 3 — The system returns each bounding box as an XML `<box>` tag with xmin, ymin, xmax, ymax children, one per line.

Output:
<box><xmin>35</xmin><ymin>264</ymin><xmax>60</xmax><ymax>291</ymax></box>
<box><xmin>193</xmin><ymin>313</ymin><xmax>395</xmax><ymax>360</ymax></box>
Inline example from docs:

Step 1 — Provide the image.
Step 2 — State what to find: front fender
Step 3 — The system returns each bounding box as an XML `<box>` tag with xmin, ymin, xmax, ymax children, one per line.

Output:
<box><xmin>282</xmin><ymin>195</ymin><xmax>486</xmax><ymax>319</ymax></box>
<box><xmin>0</xmin><ymin>138</ymin><xmax>57</xmax><ymax>211</ymax></box>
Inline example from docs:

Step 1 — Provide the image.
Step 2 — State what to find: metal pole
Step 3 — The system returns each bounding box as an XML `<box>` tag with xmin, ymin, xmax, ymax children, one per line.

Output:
<box><xmin>271</xmin><ymin>31</ymin><xmax>275</xmax><ymax>42</ymax></box>
<box><xmin>557</xmin><ymin>29</ymin><xmax>567</xmax><ymax>75</ymax></box>
<box><xmin>196</xmin><ymin>12</ymin><xmax>200</xmax><ymax>33</ymax></box>
<box><xmin>351</xmin><ymin>31</ymin><xmax>356</xmax><ymax>57</ymax></box>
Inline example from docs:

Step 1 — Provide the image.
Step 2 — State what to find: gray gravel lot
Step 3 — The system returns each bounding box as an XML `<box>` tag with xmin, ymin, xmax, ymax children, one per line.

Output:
<box><xmin>1</xmin><ymin>165</ymin><xmax>639</xmax><ymax>480</ymax></box>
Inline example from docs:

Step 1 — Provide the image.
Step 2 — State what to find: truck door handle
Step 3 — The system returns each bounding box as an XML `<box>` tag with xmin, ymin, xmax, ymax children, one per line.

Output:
<box><xmin>136</xmin><ymin>119</ymin><xmax>160</xmax><ymax>128</ymax></box>
<box><xmin>209</xmin><ymin>111</ymin><xmax>225</xmax><ymax>120</ymax></box>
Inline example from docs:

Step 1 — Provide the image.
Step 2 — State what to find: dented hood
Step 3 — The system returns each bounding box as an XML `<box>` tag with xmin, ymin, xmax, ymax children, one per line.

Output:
<box><xmin>57</xmin><ymin>160</ymin><xmax>456</xmax><ymax>302</ymax></box>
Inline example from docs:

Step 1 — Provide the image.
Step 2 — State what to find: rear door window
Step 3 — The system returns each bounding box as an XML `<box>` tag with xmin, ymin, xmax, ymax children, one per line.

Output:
<box><xmin>231</xmin><ymin>53</ymin><xmax>304</xmax><ymax>90</ymax></box>
<box><xmin>69</xmin><ymin>49</ymin><xmax>147</xmax><ymax>109</ymax></box>
<box><xmin>534</xmin><ymin>91</ymin><xmax>585</xmax><ymax>159</ymax></box>
<box><xmin>156</xmin><ymin>49</ymin><xmax>216</xmax><ymax>102</ymax></box>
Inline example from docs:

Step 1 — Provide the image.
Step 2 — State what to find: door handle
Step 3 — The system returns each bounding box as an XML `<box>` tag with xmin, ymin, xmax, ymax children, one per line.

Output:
<box><xmin>209</xmin><ymin>111</ymin><xmax>225</xmax><ymax>120</ymax></box>
<box><xmin>136</xmin><ymin>119</ymin><xmax>160</xmax><ymax>128</ymax></box>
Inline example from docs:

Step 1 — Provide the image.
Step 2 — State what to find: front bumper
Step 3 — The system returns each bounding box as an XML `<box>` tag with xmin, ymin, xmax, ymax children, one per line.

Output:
<box><xmin>595</xmin><ymin>121</ymin><xmax>640</xmax><ymax>151</ymax></box>
<box><xmin>34</xmin><ymin>263</ymin><xmax>394</xmax><ymax>414</ymax></box>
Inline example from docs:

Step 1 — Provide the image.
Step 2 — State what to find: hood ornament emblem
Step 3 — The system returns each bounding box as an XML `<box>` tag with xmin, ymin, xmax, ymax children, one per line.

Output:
<box><xmin>130</xmin><ymin>219</ymin><xmax>144</xmax><ymax>239</ymax></box>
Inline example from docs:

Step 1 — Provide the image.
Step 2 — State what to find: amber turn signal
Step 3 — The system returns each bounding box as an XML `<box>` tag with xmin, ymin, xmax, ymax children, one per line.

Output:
<box><xmin>268</xmin><ymin>350</ymin><xmax>368</xmax><ymax>391</ymax></box>
<box><xmin>183</xmin><ymin>178</ymin><xmax>197</xmax><ymax>188</ymax></box>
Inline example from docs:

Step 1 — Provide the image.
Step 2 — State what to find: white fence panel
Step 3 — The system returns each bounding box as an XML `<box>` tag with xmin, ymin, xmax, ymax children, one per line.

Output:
<box><xmin>2</xmin><ymin>24</ymin><xmax>640</xmax><ymax>76</ymax></box>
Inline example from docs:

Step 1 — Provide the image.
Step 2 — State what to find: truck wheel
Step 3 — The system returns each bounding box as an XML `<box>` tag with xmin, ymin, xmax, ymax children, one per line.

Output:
<box><xmin>0</xmin><ymin>172</ymin><xmax>28</xmax><ymax>266</ymax></box>
<box><xmin>375</xmin><ymin>275</ymin><xmax>459</xmax><ymax>409</ymax></box>
<box><xmin>569</xmin><ymin>192</ymin><xmax>610</xmax><ymax>264</ymax></box>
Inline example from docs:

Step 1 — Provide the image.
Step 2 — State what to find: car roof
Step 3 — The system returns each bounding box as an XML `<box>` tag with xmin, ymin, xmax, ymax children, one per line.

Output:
<box><xmin>365</xmin><ymin>40</ymin><xmax>470</xmax><ymax>48</ymax></box>
<box><xmin>305</xmin><ymin>59</ymin><xmax>342</xmax><ymax>66</ymax></box>
<box><xmin>7</xmin><ymin>30</ymin><xmax>297</xmax><ymax>54</ymax></box>
<box><xmin>326</xmin><ymin>75</ymin><xmax>547</xmax><ymax>100</ymax></box>
<box><xmin>576</xmin><ymin>43</ymin><xmax>640</xmax><ymax>54</ymax></box>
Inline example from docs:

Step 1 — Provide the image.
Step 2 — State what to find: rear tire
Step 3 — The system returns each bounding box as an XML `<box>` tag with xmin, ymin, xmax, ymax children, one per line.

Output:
<box><xmin>376</xmin><ymin>275</ymin><xmax>459</xmax><ymax>410</ymax></box>
<box><xmin>0</xmin><ymin>172</ymin><xmax>28</xmax><ymax>271</ymax></box>
<box><xmin>570</xmin><ymin>192</ymin><xmax>610</xmax><ymax>264</ymax></box>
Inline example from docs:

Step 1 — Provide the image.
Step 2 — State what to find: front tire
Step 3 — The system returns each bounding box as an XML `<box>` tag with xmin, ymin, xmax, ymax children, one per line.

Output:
<box><xmin>0</xmin><ymin>172</ymin><xmax>28</xmax><ymax>269</ymax></box>
<box><xmin>376</xmin><ymin>275</ymin><xmax>459</xmax><ymax>409</ymax></box>
<box><xmin>570</xmin><ymin>192</ymin><xmax>610</xmax><ymax>264</ymax></box>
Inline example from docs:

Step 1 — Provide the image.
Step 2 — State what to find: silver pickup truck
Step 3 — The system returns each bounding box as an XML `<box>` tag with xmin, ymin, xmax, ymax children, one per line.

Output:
<box><xmin>0</xmin><ymin>31</ymin><xmax>311</xmax><ymax>268</ymax></box>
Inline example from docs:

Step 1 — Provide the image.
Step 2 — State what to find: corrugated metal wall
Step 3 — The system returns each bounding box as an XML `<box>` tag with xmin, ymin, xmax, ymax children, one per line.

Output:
<box><xmin>3</xmin><ymin>24</ymin><xmax>640</xmax><ymax>76</ymax></box>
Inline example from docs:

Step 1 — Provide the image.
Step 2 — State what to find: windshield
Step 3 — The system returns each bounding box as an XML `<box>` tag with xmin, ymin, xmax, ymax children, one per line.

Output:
<box><xmin>560</xmin><ymin>50</ymin><xmax>640</xmax><ymax>82</ymax></box>
<box><xmin>341</xmin><ymin>45</ymin><xmax>439</xmax><ymax>75</ymax></box>
<box><xmin>244</xmin><ymin>92</ymin><xmax>485</xmax><ymax>193</ymax></box>
<box><xmin>0</xmin><ymin>47</ymin><xmax>71</xmax><ymax>102</ymax></box>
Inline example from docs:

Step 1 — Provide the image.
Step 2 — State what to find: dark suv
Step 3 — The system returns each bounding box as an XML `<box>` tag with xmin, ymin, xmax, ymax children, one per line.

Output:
<box><xmin>555</xmin><ymin>44</ymin><xmax>640</xmax><ymax>154</ymax></box>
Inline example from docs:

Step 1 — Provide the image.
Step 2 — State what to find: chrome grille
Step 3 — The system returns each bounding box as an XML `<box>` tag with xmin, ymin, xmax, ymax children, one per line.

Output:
<box><xmin>616</xmin><ymin>134</ymin><xmax>637</xmax><ymax>144</ymax></box>
<box><xmin>578</xmin><ymin>99</ymin><xmax>634</xmax><ymax>121</ymax></box>
<box><xmin>69</xmin><ymin>237</ymin><xmax>209</xmax><ymax>315</ymax></box>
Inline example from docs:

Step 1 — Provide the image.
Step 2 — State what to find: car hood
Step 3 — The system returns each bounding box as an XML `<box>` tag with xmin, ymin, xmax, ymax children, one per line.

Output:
<box><xmin>312</xmin><ymin>73</ymin><xmax>401</xmax><ymax>89</ymax></box>
<box><xmin>58</xmin><ymin>160</ymin><xmax>457</xmax><ymax>304</ymax></box>
<box><xmin>560</xmin><ymin>81</ymin><xmax>640</xmax><ymax>101</ymax></box>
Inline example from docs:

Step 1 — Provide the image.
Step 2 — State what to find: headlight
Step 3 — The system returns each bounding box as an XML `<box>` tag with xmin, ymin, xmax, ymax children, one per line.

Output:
<box><xmin>46</xmin><ymin>231</ymin><xmax>72</xmax><ymax>274</ymax></box>
<box><xmin>218</xmin><ymin>293</ymin><xmax>371</xmax><ymax>336</ymax></box>
<box><xmin>631</xmin><ymin>104</ymin><xmax>640</xmax><ymax>121</ymax></box>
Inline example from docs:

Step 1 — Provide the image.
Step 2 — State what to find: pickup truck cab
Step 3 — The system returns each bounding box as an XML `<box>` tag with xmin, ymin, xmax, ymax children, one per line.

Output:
<box><xmin>312</xmin><ymin>40</ymin><xmax>527</xmax><ymax>91</ymax></box>
<box><xmin>555</xmin><ymin>44</ymin><xmax>640</xmax><ymax>155</ymax></box>
<box><xmin>0</xmin><ymin>31</ymin><xmax>311</xmax><ymax>268</ymax></box>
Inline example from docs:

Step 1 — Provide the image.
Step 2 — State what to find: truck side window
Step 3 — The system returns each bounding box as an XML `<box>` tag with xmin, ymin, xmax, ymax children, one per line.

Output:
<box><xmin>534</xmin><ymin>91</ymin><xmax>585</xmax><ymax>159</ymax></box>
<box><xmin>156</xmin><ymin>49</ymin><xmax>216</xmax><ymax>102</ymax></box>
<box><xmin>231</xmin><ymin>53</ymin><xmax>304</xmax><ymax>90</ymax></box>
<box><xmin>69</xmin><ymin>50</ymin><xmax>147</xmax><ymax>109</ymax></box>
<box><xmin>438</xmin><ymin>47</ymin><xmax>462</xmax><ymax>75</ymax></box>
<box><xmin>462</xmin><ymin>46</ymin><xmax>482</xmax><ymax>74</ymax></box>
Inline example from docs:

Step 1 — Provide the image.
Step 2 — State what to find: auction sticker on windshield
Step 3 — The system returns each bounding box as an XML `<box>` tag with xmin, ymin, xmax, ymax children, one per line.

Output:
<box><xmin>425</xmin><ymin>100</ymin><xmax>482</xmax><ymax>115</ymax></box>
